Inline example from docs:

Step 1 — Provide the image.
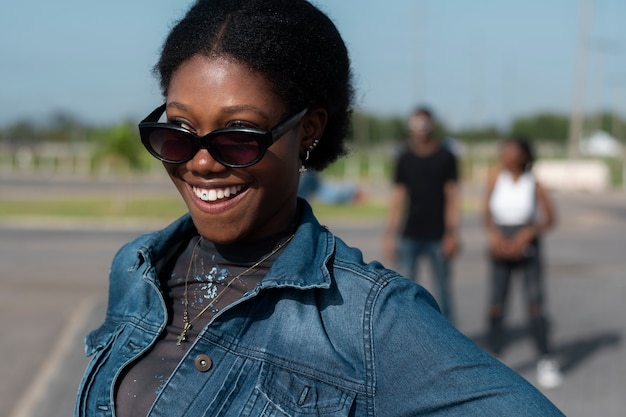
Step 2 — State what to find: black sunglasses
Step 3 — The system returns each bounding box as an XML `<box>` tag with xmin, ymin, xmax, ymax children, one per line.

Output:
<box><xmin>138</xmin><ymin>104</ymin><xmax>308</xmax><ymax>167</ymax></box>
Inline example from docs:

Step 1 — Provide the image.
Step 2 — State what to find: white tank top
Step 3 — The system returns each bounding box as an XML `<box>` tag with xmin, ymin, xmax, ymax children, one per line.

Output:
<box><xmin>489</xmin><ymin>170</ymin><xmax>536</xmax><ymax>226</ymax></box>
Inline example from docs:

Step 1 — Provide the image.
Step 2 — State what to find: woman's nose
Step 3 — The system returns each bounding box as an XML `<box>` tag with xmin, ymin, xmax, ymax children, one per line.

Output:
<box><xmin>186</xmin><ymin>148</ymin><xmax>227</xmax><ymax>174</ymax></box>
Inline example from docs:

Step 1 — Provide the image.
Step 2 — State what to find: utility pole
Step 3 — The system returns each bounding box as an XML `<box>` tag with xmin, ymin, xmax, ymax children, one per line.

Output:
<box><xmin>567</xmin><ymin>0</ymin><xmax>593</xmax><ymax>158</ymax></box>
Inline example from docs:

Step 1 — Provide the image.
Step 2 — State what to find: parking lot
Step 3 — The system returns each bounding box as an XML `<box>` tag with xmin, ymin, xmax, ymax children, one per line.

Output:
<box><xmin>2</xmin><ymin>174</ymin><xmax>625</xmax><ymax>417</ymax></box>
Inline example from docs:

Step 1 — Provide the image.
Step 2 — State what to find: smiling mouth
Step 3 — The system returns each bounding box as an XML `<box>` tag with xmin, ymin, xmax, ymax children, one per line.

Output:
<box><xmin>192</xmin><ymin>185</ymin><xmax>245</xmax><ymax>202</ymax></box>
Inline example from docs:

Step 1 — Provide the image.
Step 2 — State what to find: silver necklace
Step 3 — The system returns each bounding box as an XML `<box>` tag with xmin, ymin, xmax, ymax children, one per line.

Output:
<box><xmin>176</xmin><ymin>233</ymin><xmax>296</xmax><ymax>345</ymax></box>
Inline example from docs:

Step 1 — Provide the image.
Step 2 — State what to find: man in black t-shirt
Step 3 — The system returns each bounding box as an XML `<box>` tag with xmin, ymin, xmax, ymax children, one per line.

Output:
<box><xmin>384</xmin><ymin>107</ymin><xmax>460</xmax><ymax>322</ymax></box>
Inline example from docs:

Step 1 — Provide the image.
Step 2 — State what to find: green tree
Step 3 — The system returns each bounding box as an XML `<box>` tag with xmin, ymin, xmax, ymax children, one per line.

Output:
<box><xmin>510</xmin><ymin>113</ymin><xmax>569</xmax><ymax>142</ymax></box>
<box><xmin>4</xmin><ymin>120</ymin><xmax>41</xmax><ymax>144</ymax></box>
<box><xmin>349</xmin><ymin>111</ymin><xmax>412</xmax><ymax>146</ymax></box>
<box><xmin>90</xmin><ymin>122</ymin><xmax>146</xmax><ymax>172</ymax></box>
<box><xmin>450</xmin><ymin>126</ymin><xmax>502</xmax><ymax>143</ymax></box>
<box><xmin>44</xmin><ymin>112</ymin><xmax>86</xmax><ymax>143</ymax></box>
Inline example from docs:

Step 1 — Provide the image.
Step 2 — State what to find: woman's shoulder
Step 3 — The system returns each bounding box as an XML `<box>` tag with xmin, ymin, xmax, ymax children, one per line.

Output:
<box><xmin>485</xmin><ymin>165</ymin><xmax>504</xmax><ymax>190</ymax></box>
<box><xmin>330</xmin><ymin>236</ymin><xmax>440</xmax><ymax>307</ymax></box>
<box><xmin>521</xmin><ymin>170</ymin><xmax>537</xmax><ymax>182</ymax></box>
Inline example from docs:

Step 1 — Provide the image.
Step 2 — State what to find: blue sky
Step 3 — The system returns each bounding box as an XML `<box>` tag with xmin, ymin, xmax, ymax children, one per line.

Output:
<box><xmin>2</xmin><ymin>0</ymin><xmax>625</xmax><ymax>129</ymax></box>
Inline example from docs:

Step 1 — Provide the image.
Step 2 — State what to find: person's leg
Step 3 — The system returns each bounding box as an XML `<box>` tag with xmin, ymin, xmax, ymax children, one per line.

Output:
<box><xmin>396</xmin><ymin>237</ymin><xmax>420</xmax><ymax>282</ymax></box>
<box><xmin>425</xmin><ymin>240</ymin><xmax>453</xmax><ymax>322</ymax></box>
<box><xmin>488</xmin><ymin>258</ymin><xmax>513</xmax><ymax>356</ymax></box>
<box><xmin>523</xmin><ymin>239</ymin><xmax>562</xmax><ymax>388</ymax></box>
<box><xmin>522</xmin><ymin>240</ymin><xmax>549</xmax><ymax>355</ymax></box>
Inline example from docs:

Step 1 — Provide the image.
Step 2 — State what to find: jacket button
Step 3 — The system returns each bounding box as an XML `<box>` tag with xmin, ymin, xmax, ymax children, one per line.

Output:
<box><xmin>194</xmin><ymin>354</ymin><xmax>212</xmax><ymax>372</ymax></box>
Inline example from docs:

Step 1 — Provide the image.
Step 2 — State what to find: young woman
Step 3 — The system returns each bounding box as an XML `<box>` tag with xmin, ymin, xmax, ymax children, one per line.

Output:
<box><xmin>76</xmin><ymin>1</ymin><xmax>564</xmax><ymax>415</ymax></box>
<box><xmin>484</xmin><ymin>137</ymin><xmax>563</xmax><ymax>389</ymax></box>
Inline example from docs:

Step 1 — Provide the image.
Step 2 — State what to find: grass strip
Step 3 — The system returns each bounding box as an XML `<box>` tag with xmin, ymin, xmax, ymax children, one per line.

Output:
<box><xmin>0</xmin><ymin>197</ymin><xmax>388</xmax><ymax>221</ymax></box>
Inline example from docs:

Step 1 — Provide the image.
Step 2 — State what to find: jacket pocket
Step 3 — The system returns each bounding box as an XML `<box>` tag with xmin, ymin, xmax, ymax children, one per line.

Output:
<box><xmin>247</xmin><ymin>362</ymin><xmax>356</xmax><ymax>417</ymax></box>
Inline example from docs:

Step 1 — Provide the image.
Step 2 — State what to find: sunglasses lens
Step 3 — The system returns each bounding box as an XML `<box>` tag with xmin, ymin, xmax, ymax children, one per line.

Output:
<box><xmin>148</xmin><ymin>129</ymin><xmax>195</xmax><ymax>162</ymax></box>
<box><xmin>211</xmin><ymin>132</ymin><xmax>261</xmax><ymax>166</ymax></box>
<box><xmin>141</xmin><ymin>124</ymin><xmax>265</xmax><ymax>166</ymax></box>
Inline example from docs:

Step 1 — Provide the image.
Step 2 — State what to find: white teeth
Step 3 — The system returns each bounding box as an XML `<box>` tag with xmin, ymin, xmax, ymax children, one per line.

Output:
<box><xmin>193</xmin><ymin>185</ymin><xmax>243</xmax><ymax>202</ymax></box>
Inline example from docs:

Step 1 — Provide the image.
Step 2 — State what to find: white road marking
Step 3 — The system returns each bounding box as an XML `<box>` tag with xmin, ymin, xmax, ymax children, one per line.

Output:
<box><xmin>9</xmin><ymin>295</ymin><xmax>97</xmax><ymax>417</ymax></box>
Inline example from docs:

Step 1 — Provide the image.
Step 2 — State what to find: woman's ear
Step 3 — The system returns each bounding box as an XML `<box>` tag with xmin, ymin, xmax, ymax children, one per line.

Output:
<box><xmin>300</xmin><ymin>108</ymin><xmax>327</xmax><ymax>153</ymax></box>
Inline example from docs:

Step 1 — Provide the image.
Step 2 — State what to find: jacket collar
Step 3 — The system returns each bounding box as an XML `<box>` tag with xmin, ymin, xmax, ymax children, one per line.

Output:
<box><xmin>259</xmin><ymin>200</ymin><xmax>334</xmax><ymax>290</ymax></box>
<box><xmin>135</xmin><ymin>199</ymin><xmax>334</xmax><ymax>290</ymax></box>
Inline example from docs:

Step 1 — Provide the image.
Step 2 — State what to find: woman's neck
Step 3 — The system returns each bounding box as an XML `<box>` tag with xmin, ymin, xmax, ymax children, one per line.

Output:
<box><xmin>504</xmin><ymin>166</ymin><xmax>525</xmax><ymax>181</ymax></box>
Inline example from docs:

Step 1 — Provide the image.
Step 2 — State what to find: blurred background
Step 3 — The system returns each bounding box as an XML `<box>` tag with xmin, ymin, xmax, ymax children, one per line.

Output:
<box><xmin>1</xmin><ymin>1</ymin><xmax>625</xmax><ymax>416</ymax></box>
<box><xmin>2</xmin><ymin>0</ymin><xmax>625</xmax><ymax>185</ymax></box>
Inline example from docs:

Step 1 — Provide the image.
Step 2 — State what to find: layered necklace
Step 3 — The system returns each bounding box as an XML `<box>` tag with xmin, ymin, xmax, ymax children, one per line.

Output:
<box><xmin>176</xmin><ymin>233</ymin><xmax>296</xmax><ymax>346</ymax></box>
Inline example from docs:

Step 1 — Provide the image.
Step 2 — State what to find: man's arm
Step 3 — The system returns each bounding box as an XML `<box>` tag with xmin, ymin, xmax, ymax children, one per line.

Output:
<box><xmin>383</xmin><ymin>184</ymin><xmax>407</xmax><ymax>265</ymax></box>
<box><xmin>441</xmin><ymin>179</ymin><xmax>460</xmax><ymax>259</ymax></box>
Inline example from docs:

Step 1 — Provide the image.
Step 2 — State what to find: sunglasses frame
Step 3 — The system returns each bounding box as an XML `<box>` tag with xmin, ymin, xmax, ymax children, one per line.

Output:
<box><xmin>138</xmin><ymin>104</ymin><xmax>308</xmax><ymax>167</ymax></box>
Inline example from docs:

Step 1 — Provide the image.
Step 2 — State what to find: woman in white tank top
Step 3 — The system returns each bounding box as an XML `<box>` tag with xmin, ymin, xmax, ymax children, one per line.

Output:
<box><xmin>489</xmin><ymin>169</ymin><xmax>537</xmax><ymax>228</ymax></box>
<box><xmin>483</xmin><ymin>137</ymin><xmax>562</xmax><ymax>389</ymax></box>
<box><xmin>485</xmin><ymin>139</ymin><xmax>553</xmax><ymax>260</ymax></box>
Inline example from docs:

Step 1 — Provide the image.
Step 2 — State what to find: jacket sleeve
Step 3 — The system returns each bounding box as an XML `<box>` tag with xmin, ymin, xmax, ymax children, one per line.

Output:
<box><xmin>368</xmin><ymin>275</ymin><xmax>564</xmax><ymax>416</ymax></box>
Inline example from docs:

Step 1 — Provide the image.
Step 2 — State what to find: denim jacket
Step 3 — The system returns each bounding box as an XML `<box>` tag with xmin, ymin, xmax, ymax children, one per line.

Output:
<box><xmin>76</xmin><ymin>201</ymin><xmax>563</xmax><ymax>416</ymax></box>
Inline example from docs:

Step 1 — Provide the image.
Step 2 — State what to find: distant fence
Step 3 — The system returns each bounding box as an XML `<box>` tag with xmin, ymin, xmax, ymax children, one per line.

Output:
<box><xmin>2</xmin><ymin>142</ymin><xmax>624</xmax><ymax>191</ymax></box>
<box><xmin>0</xmin><ymin>143</ymin><xmax>163</xmax><ymax>177</ymax></box>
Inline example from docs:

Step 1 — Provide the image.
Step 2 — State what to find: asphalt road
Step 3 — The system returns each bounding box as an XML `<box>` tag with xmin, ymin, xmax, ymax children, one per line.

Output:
<box><xmin>1</xmin><ymin>175</ymin><xmax>625</xmax><ymax>416</ymax></box>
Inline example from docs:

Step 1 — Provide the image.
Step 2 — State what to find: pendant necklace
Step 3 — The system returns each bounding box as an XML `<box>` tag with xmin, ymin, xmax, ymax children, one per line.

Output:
<box><xmin>176</xmin><ymin>233</ymin><xmax>296</xmax><ymax>346</ymax></box>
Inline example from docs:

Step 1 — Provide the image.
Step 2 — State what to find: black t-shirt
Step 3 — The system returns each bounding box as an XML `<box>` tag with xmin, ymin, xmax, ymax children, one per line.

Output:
<box><xmin>394</xmin><ymin>146</ymin><xmax>458</xmax><ymax>239</ymax></box>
